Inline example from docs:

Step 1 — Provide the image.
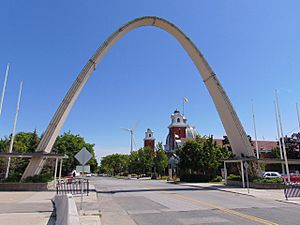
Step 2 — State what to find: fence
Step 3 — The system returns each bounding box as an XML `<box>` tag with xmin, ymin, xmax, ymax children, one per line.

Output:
<box><xmin>56</xmin><ymin>178</ymin><xmax>89</xmax><ymax>196</ymax></box>
<box><xmin>284</xmin><ymin>182</ymin><xmax>300</xmax><ymax>200</ymax></box>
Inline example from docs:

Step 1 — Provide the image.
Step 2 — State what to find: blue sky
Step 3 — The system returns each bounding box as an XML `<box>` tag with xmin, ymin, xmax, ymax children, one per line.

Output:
<box><xmin>0</xmin><ymin>1</ymin><xmax>299</xmax><ymax>159</ymax></box>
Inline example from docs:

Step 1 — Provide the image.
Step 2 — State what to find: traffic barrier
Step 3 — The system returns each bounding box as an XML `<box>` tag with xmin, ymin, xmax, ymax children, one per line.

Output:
<box><xmin>284</xmin><ymin>182</ymin><xmax>300</xmax><ymax>200</ymax></box>
<box><xmin>53</xmin><ymin>194</ymin><xmax>80</xmax><ymax>225</ymax></box>
<box><xmin>56</xmin><ymin>178</ymin><xmax>89</xmax><ymax>196</ymax></box>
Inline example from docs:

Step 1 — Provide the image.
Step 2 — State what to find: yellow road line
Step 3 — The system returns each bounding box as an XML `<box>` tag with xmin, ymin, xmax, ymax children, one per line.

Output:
<box><xmin>168</xmin><ymin>193</ymin><xmax>278</xmax><ymax>225</ymax></box>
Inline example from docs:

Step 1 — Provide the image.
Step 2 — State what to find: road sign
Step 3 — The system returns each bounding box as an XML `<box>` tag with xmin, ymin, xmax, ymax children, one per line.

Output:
<box><xmin>244</xmin><ymin>161</ymin><xmax>249</xmax><ymax>169</ymax></box>
<box><xmin>76</xmin><ymin>165</ymin><xmax>90</xmax><ymax>173</ymax></box>
<box><xmin>75</xmin><ymin>147</ymin><xmax>92</xmax><ymax>165</ymax></box>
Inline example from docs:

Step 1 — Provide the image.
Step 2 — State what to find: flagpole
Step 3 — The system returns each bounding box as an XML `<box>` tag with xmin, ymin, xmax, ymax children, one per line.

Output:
<box><xmin>274</xmin><ymin>101</ymin><xmax>285</xmax><ymax>175</ymax></box>
<box><xmin>275</xmin><ymin>89</ymin><xmax>290</xmax><ymax>182</ymax></box>
<box><xmin>182</xmin><ymin>98</ymin><xmax>185</xmax><ymax>116</ymax></box>
<box><xmin>296</xmin><ymin>103</ymin><xmax>300</xmax><ymax>130</ymax></box>
<box><xmin>0</xmin><ymin>63</ymin><xmax>10</xmax><ymax>117</ymax></box>
<box><xmin>251</xmin><ymin>100</ymin><xmax>259</xmax><ymax>159</ymax></box>
<box><xmin>5</xmin><ymin>81</ymin><xmax>23</xmax><ymax>179</ymax></box>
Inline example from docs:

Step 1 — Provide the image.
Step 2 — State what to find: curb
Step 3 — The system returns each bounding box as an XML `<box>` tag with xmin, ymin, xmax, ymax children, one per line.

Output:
<box><xmin>53</xmin><ymin>194</ymin><xmax>80</xmax><ymax>225</ymax></box>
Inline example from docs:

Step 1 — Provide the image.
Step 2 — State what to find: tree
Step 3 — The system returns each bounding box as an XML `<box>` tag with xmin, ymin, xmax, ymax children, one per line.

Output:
<box><xmin>128</xmin><ymin>147</ymin><xmax>155</xmax><ymax>175</ymax></box>
<box><xmin>154</xmin><ymin>142</ymin><xmax>168</xmax><ymax>176</ymax></box>
<box><xmin>0</xmin><ymin>131</ymin><xmax>42</xmax><ymax>179</ymax></box>
<box><xmin>101</xmin><ymin>154</ymin><xmax>129</xmax><ymax>175</ymax></box>
<box><xmin>177</xmin><ymin>135</ymin><xmax>232</xmax><ymax>180</ymax></box>
<box><xmin>52</xmin><ymin>132</ymin><xmax>98</xmax><ymax>175</ymax></box>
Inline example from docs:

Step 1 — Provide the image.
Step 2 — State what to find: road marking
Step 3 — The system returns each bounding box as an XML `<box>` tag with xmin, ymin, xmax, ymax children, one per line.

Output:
<box><xmin>167</xmin><ymin>193</ymin><xmax>278</xmax><ymax>225</ymax></box>
<box><xmin>108</xmin><ymin>180</ymin><xmax>278</xmax><ymax>225</ymax></box>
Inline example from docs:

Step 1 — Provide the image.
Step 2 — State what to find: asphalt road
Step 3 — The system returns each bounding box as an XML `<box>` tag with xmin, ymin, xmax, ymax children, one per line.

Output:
<box><xmin>89</xmin><ymin>177</ymin><xmax>300</xmax><ymax>225</ymax></box>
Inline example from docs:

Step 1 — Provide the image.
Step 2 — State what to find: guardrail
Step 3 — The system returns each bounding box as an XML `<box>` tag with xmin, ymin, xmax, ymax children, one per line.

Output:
<box><xmin>284</xmin><ymin>182</ymin><xmax>300</xmax><ymax>200</ymax></box>
<box><xmin>56</xmin><ymin>178</ymin><xmax>89</xmax><ymax>196</ymax></box>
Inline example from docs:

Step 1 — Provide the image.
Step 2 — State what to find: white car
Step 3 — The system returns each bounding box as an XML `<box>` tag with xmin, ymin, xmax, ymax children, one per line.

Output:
<box><xmin>262</xmin><ymin>172</ymin><xmax>281</xmax><ymax>178</ymax></box>
<box><xmin>86</xmin><ymin>173</ymin><xmax>92</xmax><ymax>177</ymax></box>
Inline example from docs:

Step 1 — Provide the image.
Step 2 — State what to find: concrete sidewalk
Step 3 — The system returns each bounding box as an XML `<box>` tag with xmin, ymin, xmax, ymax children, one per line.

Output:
<box><xmin>0</xmin><ymin>191</ymin><xmax>56</xmax><ymax>225</ymax></box>
<box><xmin>174</xmin><ymin>182</ymin><xmax>300</xmax><ymax>205</ymax></box>
<box><xmin>73</xmin><ymin>184</ymin><xmax>102</xmax><ymax>225</ymax></box>
<box><xmin>0</xmin><ymin>185</ymin><xmax>101</xmax><ymax>225</ymax></box>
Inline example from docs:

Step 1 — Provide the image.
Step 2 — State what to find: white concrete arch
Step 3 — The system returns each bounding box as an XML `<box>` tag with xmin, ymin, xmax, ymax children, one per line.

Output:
<box><xmin>22</xmin><ymin>16</ymin><xmax>254</xmax><ymax>179</ymax></box>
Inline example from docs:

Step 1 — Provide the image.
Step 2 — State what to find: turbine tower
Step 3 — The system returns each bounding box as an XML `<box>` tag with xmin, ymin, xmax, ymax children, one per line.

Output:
<box><xmin>121</xmin><ymin>124</ymin><xmax>138</xmax><ymax>153</ymax></box>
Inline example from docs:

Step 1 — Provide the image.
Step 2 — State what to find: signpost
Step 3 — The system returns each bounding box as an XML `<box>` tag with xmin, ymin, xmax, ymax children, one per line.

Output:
<box><xmin>75</xmin><ymin>147</ymin><xmax>92</xmax><ymax>210</ymax></box>
<box><xmin>244</xmin><ymin>161</ymin><xmax>250</xmax><ymax>194</ymax></box>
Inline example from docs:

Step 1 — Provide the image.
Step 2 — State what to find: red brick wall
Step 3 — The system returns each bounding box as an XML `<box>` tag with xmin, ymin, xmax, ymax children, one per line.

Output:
<box><xmin>144</xmin><ymin>140</ymin><xmax>155</xmax><ymax>150</ymax></box>
<box><xmin>170</xmin><ymin>127</ymin><xmax>186</xmax><ymax>139</ymax></box>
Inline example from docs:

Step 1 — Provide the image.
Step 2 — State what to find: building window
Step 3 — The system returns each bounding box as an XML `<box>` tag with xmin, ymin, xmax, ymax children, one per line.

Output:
<box><xmin>149</xmin><ymin>134</ymin><xmax>151</xmax><ymax>137</ymax></box>
<box><xmin>177</xmin><ymin>118</ymin><xmax>180</xmax><ymax>123</ymax></box>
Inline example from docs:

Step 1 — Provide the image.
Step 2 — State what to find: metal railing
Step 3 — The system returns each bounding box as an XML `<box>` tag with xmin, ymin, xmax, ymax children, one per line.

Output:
<box><xmin>284</xmin><ymin>182</ymin><xmax>300</xmax><ymax>200</ymax></box>
<box><xmin>56</xmin><ymin>178</ymin><xmax>89</xmax><ymax>196</ymax></box>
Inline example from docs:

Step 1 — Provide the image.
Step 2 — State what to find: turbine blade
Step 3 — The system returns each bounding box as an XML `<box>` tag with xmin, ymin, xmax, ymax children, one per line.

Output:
<box><xmin>132</xmin><ymin>134</ymin><xmax>138</xmax><ymax>150</ymax></box>
<box><xmin>120</xmin><ymin>127</ymin><xmax>131</xmax><ymax>132</ymax></box>
<box><xmin>132</xmin><ymin>121</ymin><xmax>139</xmax><ymax>131</ymax></box>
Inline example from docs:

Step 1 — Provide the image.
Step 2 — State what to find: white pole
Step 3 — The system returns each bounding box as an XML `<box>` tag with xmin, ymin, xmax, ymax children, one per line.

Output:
<box><xmin>224</xmin><ymin>161</ymin><xmax>227</xmax><ymax>184</ymax></box>
<box><xmin>59</xmin><ymin>159</ymin><xmax>63</xmax><ymax>180</ymax></box>
<box><xmin>0</xmin><ymin>63</ymin><xmax>10</xmax><ymax>117</ymax></box>
<box><xmin>81</xmin><ymin>163</ymin><xmax>84</xmax><ymax>210</ymax></box>
<box><xmin>252</xmin><ymin>101</ymin><xmax>259</xmax><ymax>159</ymax></box>
<box><xmin>5</xmin><ymin>81</ymin><xmax>23</xmax><ymax>179</ymax></box>
<box><xmin>54</xmin><ymin>158</ymin><xmax>58</xmax><ymax>188</ymax></box>
<box><xmin>274</xmin><ymin>101</ymin><xmax>285</xmax><ymax>175</ymax></box>
<box><xmin>241</xmin><ymin>161</ymin><xmax>245</xmax><ymax>188</ymax></box>
<box><xmin>275</xmin><ymin>90</ymin><xmax>290</xmax><ymax>182</ymax></box>
<box><xmin>296</xmin><ymin>103</ymin><xmax>300</xmax><ymax>130</ymax></box>
<box><xmin>130</xmin><ymin>130</ymin><xmax>133</xmax><ymax>153</ymax></box>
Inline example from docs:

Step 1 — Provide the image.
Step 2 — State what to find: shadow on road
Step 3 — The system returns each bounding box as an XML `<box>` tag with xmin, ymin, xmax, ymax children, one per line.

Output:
<box><xmin>96</xmin><ymin>185</ymin><xmax>221</xmax><ymax>194</ymax></box>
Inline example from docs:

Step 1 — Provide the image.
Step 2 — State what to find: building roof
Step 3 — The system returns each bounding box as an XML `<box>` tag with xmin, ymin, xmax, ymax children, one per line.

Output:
<box><xmin>214</xmin><ymin>139</ymin><xmax>277</xmax><ymax>151</ymax></box>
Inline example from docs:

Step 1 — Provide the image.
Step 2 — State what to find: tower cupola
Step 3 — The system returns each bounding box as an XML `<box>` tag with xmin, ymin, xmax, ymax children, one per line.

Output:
<box><xmin>144</xmin><ymin>128</ymin><xmax>155</xmax><ymax>150</ymax></box>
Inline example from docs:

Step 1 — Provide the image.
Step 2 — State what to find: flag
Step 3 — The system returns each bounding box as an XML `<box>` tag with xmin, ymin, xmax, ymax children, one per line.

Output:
<box><xmin>183</xmin><ymin>97</ymin><xmax>189</xmax><ymax>103</ymax></box>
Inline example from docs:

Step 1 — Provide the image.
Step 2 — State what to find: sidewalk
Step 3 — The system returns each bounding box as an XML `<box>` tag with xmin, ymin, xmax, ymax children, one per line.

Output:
<box><xmin>175</xmin><ymin>182</ymin><xmax>300</xmax><ymax>205</ymax></box>
<box><xmin>73</xmin><ymin>184</ymin><xmax>102</xmax><ymax>225</ymax></box>
<box><xmin>0</xmin><ymin>191</ymin><xmax>56</xmax><ymax>225</ymax></box>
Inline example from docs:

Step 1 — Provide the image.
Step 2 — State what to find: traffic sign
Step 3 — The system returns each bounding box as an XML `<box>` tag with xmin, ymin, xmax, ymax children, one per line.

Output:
<box><xmin>75</xmin><ymin>147</ymin><xmax>92</xmax><ymax>165</ymax></box>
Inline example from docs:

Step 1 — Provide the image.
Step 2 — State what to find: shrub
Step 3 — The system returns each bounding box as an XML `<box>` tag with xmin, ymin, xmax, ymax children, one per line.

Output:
<box><xmin>210</xmin><ymin>176</ymin><xmax>223</xmax><ymax>182</ymax></box>
<box><xmin>157</xmin><ymin>176</ymin><xmax>169</xmax><ymax>180</ymax></box>
<box><xmin>2</xmin><ymin>172</ymin><xmax>22</xmax><ymax>183</ymax></box>
<box><xmin>227</xmin><ymin>174</ymin><xmax>241</xmax><ymax>181</ymax></box>
<box><xmin>253</xmin><ymin>178</ymin><xmax>282</xmax><ymax>183</ymax></box>
<box><xmin>23</xmin><ymin>173</ymin><xmax>53</xmax><ymax>183</ymax></box>
<box><xmin>180</xmin><ymin>174</ymin><xmax>211</xmax><ymax>182</ymax></box>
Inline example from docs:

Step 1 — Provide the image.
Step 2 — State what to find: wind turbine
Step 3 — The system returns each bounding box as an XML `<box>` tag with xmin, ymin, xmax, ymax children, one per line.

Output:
<box><xmin>121</xmin><ymin>123</ymin><xmax>138</xmax><ymax>153</ymax></box>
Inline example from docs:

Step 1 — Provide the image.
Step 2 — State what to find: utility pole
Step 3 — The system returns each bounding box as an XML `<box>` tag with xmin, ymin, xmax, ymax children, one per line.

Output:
<box><xmin>275</xmin><ymin>90</ymin><xmax>290</xmax><ymax>182</ymax></box>
<box><xmin>251</xmin><ymin>100</ymin><xmax>259</xmax><ymax>159</ymax></box>
<box><xmin>0</xmin><ymin>63</ymin><xmax>10</xmax><ymax>117</ymax></box>
<box><xmin>296</xmin><ymin>103</ymin><xmax>300</xmax><ymax>130</ymax></box>
<box><xmin>5</xmin><ymin>81</ymin><xmax>23</xmax><ymax>179</ymax></box>
<box><xmin>274</xmin><ymin>101</ymin><xmax>285</xmax><ymax>175</ymax></box>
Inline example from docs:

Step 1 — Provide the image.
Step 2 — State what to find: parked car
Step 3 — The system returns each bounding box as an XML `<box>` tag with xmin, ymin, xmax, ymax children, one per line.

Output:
<box><xmin>86</xmin><ymin>173</ymin><xmax>92</xmax><ymax>177</ymax></box>
<box><xmin>262</xmin><ymin>172</ymin><xmax>281</xmax><ymax>178</ymax></box>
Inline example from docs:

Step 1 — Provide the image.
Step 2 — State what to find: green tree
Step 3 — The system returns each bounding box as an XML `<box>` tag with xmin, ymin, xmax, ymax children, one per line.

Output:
<box><xmin>52</xmin><ymin>132</ymin><xmax>98</xmax><ymax>175</ymax></box>
<box><xmin>177</xmin><ymin>135</ymin><xmax>232</xmax><ymax>180</ymax></box>
<box><xmin>0</xmin><ymin>131</ymin><xmax>41</xmax><ymax>179</ymax></box>
<box><xmin>128</xmin><ymin>147</ymin><xmax>155</xmax><ymax>175</ymax></box>
<box><xmin>128</xmin><ymin>150</ymin><xmax>142</xmax><ymax>174</ymax></box>
<box><xmin>154</xmin><ymin>142</ymin><xmax>168</xmax><ymax>176</ymax></box>
<box><xmin>101</xmin><ymin>154</ymin><xmax>129</xmax><ymax>175</ymax></box>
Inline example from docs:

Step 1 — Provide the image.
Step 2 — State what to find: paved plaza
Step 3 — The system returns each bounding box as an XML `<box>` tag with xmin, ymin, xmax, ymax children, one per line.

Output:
<box><xmin>0</xmin><ymin>191</ymin><xmax>55</xmax><ymax>225</ymax></box>
<box><xmin>92</xmin><ymin>177</ymin><xmax>300</xmax><ymax>225</ymax></box>
<box><xmin>1</xmin><ymin>178</ymin><xmax>300</xmax><ymax>224</ymax></box>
